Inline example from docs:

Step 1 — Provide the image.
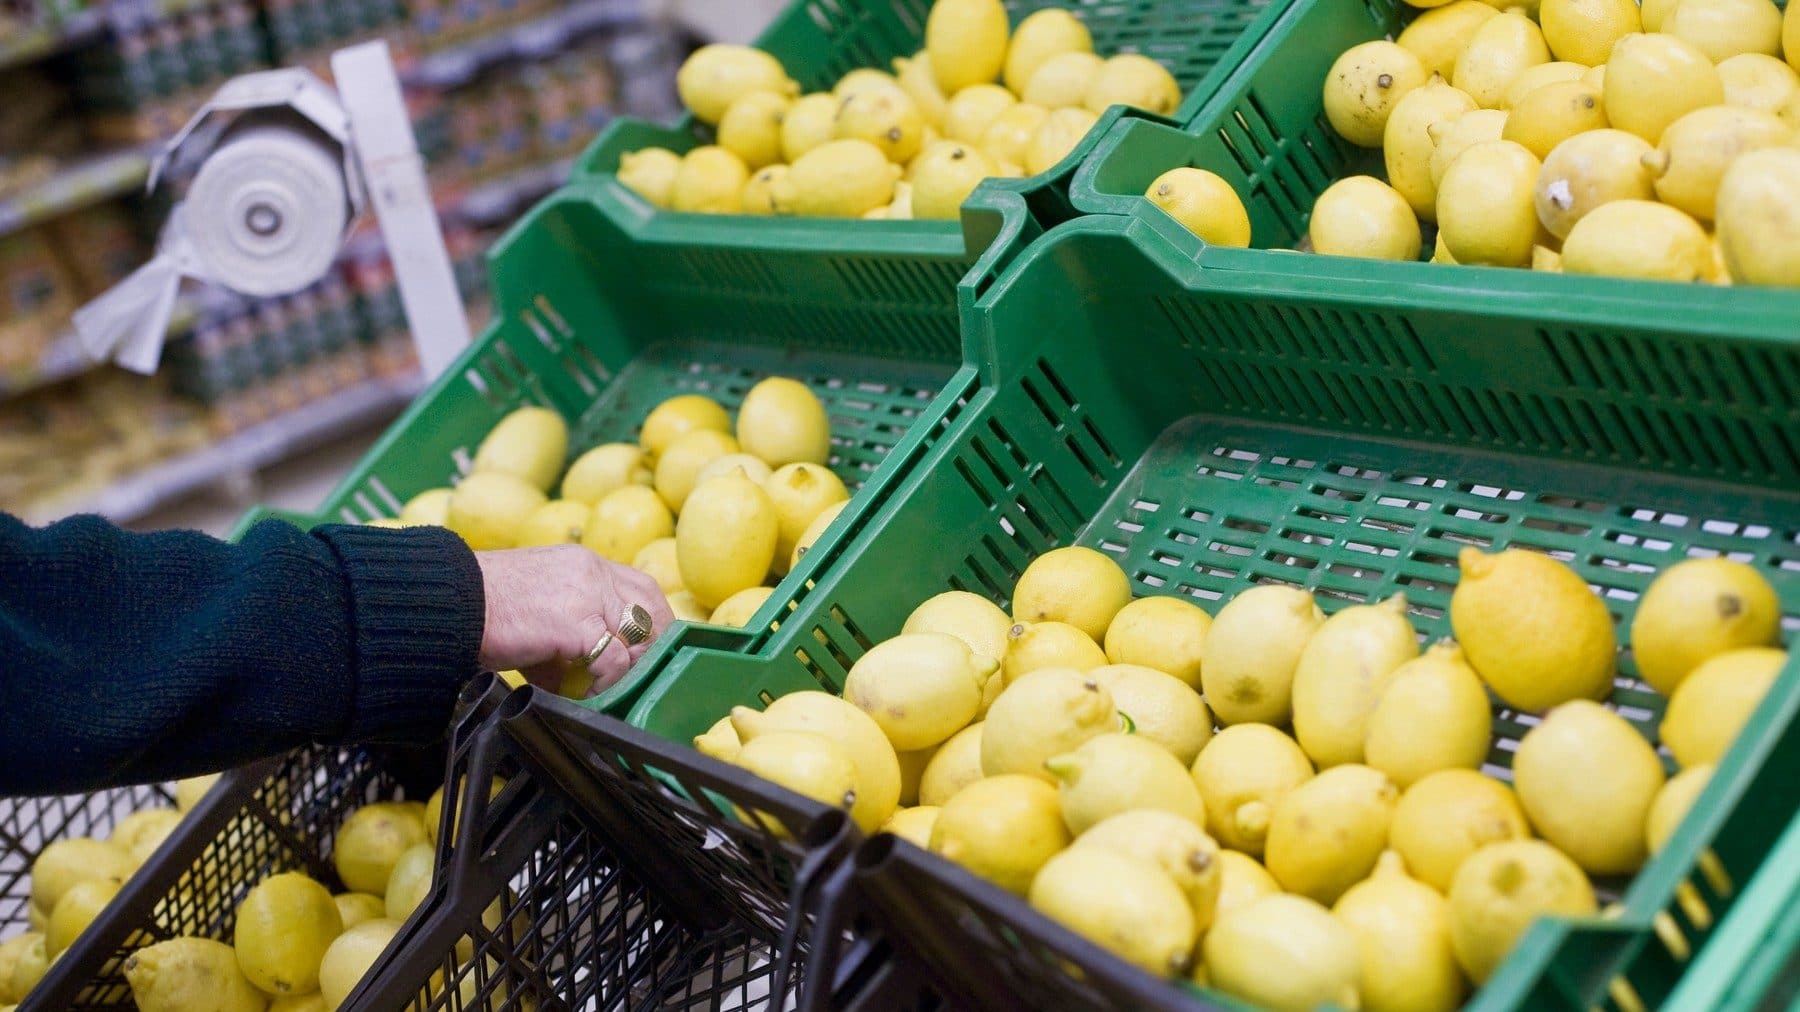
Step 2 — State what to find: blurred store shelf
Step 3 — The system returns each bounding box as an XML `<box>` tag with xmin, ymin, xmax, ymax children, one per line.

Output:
<box><xmin>405</xmin><ymin>0</ymin><xmax>641</xmax><ymax>90</ymax></box>
<box><xmin>0</xmin><ymin>144</ymin><xmax>153</xmax><ymax>239</ymax></box>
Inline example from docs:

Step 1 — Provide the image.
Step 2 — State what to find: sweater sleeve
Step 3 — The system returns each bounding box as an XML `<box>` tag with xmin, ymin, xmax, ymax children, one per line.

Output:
<box><xmin>0</xmin><ymin>513</ymin><xmax>485</xmax><ymax>796</ymax></box>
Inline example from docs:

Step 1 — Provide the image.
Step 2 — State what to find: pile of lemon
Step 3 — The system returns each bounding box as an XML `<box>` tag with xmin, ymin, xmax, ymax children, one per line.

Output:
<box><xmin>1150</xmin><ymin>0</ymin><xmax>1800</xmax><ymax>286</ymax></box>
<box><xmin>697</xmin><ymin>542</ymin><xmax>1787</xmax><ymax>1010</ymax></box>
<box><xmin>0</xmin><ymin>775</ymin><xmax>219</xmax><ymax>1007</ymax></box>
<box><xmin>613</xmin><ymin>0</ymin><xmax>1183</xmax><ymax>219</ymax></box>
<box><xmin>112</xmin><ymin>780</ymin><xmax>503</xmax><ymax>1012</ymax></box>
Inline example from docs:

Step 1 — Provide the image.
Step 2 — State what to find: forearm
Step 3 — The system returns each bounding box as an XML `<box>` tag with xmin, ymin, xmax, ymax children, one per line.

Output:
<box><xmin>0</xmin><ymin>515</ymin><xmax>483</xmax><ymax>795</ymax></box>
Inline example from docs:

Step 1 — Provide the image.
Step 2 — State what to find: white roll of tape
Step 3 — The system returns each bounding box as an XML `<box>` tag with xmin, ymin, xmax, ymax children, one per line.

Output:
<box><xmin>184</xmin><ymin>120</ymin><xmax>351</xmax><ymax>297</ymax></box>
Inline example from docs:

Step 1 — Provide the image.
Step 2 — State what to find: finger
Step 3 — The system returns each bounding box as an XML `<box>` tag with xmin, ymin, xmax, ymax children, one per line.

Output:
<box><xmin>605</xmin><ymin>566</ymin><xmax>677</xmax><ymax>663</ymax></box>
<box><xmin>585</xmin><ymin>629</ymin><xmax>635</xmax><ymax>692</ymax></box>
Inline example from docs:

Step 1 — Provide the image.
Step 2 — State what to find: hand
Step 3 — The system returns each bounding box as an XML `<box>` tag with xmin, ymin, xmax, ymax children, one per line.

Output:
<box><xmin>474</xmin><ymin>545</ymin><xmax>674</xmax><ymax>695</ymax></box>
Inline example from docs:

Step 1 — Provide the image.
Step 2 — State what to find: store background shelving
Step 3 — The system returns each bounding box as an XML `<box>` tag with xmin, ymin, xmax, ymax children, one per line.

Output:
<box><xmin>0</xmin><ymin>0</ymin><xmax>685</xmax><ymax>530</ymax></box>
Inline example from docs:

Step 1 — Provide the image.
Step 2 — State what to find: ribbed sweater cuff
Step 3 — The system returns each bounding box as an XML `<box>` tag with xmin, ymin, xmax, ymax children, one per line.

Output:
<box><xmin>311</xmin><ymin>524</ymin><xmax>485</xmax><ymax>744</ymax></box>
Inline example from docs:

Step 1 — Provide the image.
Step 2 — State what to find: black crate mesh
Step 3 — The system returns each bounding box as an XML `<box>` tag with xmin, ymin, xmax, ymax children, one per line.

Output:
<box><xmin>0</xmin><ymin>784</ymin><xmax>176</xmax><ymax>936</ymax></box>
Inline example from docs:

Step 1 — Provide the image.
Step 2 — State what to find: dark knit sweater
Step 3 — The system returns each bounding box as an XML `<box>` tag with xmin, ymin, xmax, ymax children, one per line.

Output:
<box><xmin>0</xmin><ymin>514</ymin><xmax>485</xmax><ymax>796</ymax></box>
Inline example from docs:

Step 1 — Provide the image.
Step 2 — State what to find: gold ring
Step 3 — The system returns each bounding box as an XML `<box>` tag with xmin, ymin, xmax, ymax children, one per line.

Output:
<box><xmin>618</xmin><ymin>603</ymin><xmax>654</xmax><ymax>646</ymax></box>
<box><xmin>577</xmin><ymin>631</ymin><xmax>616</xmax><ymax>668</ymax></box>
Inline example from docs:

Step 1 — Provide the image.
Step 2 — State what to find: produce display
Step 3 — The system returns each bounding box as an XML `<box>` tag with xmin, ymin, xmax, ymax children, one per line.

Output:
<box><xmin>611</xmin><ymin>0</ymin><xmax>1185</xmax><ymax>219</ymax></box>
<box><xmin>1145</xmin><ymin>0</ymin><xmax>1800</xmax><ymax>286</ymax></box>
<box><xmin>694</xmin><ymin>542</ymin><xmax>1788</xmax><ymax>1009</ymax></box>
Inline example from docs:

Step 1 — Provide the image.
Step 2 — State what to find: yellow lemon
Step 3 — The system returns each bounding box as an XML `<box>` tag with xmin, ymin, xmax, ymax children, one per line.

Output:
<box><xmin>0</xmin><ymin>933</ymin><xmax>41</xmax><ymax>1002</ymax></box>
<box><xmin>4</xmin><ymin>934</ymin><xmax>46</xmax><ymax>1000</ymax></box>
<box><xmin>1205</xmin><ymin>894</ymin><xmax>1362</xmax><ymax>1012</ymax></box>
<box><xmin>1716</xmin><ymin>145</ymin><xmax>1800</xmax><ymax>285</ymax></box>
<box><xmin>1662</xmin><ymin>647</ymin><xmax>1788</xmax><ymax>768</ymax></box>
<box><xmin>1023</xmin><ymin>51</ymin><xmax>1107</xmax><ymax>109</ymax></box>
<box><xmin>317</xmin><ymin>919</ymin><xmax>402</xmax><ymax>1009</ymax></box>
<box><xmin>332</xmin><ymin>893</ymin><xmax>386</xmax><ymax>932</ymax></box>
<box><xmin>582</xmin><ymin>484</ymin><xmax>675</xmax><ymax>564</ymax></box>
<box><xmin>1145</xmin><ymin>167</ymin><xmax>1253</xmax><ymax>246</ymax></box>
<box><xmin>1431</xmin><ymin>232</ymin><xmax>1459</xmax><ymax>263</ymax></box>
<box><xmin>1084</xmin><ymin>54</ymin><xmax>1182</xmax><ymax>116</ymax></box>
<box><xmin>1103</xmin><ymin>594</ymin><xmax>1214</xmax><ymax>689</ymax></box>
<box><xmin>1191</xmin><ymin>723</ymin><xmax>1315</xmax><ymax>857</ymax></box>
<box><xmin>514</xmin><ymin>499</ymin><xmax>590</xmax><ymax>547</ymax></box>
<box><xmin>1427</xmin><ymin>107</ymin><xmax>1509</xmax><ymax>188</ymax></box>
<box><xmin>174</xmin><ymin>773</ymin><xmax>220</xmax><ymax>812</ymax></box>
<box><xmin>670</xmin><ymin>145</ymin><xmax>750</xmax><ymax>214</ymax></box>
<box><xmin>111</xmin><ymin>807</ymin><xmax>182</xmax><ymax>867</ymax></box>
<box><xmin>1447</xmin><ymin>840</ymin><xmax>1595</xmax><ymax>983</ymax></box>
<box><xmin>893</xmin><ymin>53</ymin><xmax>949</xmax><ymax>128</ymax></box>
<box><xmin>1437</xmin><ymin>139</ymin><xmax>1543</xmax><ymax>265</ymax></box>
<box><xmin>1540</xmin><ymin>0</ymin><xmax>1639</xmax><ymax>66</ymax></box>
<box><xmin>737</xmin><ymin>376</ymin><xmax>830</xmax><ymax>467</ymax></box>
<box><xmin>1326</xmin><ymin>40</ymin><xmax>1433</xmax><ymax>145</ymax></box>
<box><xmin>1266</xmin><ymin>764</ymin><xmax>1400</xmax><ymax>904</ymax></box>
<box><xmin>1024</xmin><ymin>106</ymin><xmax>1100</xmax><ymax>174</ymax></box>
<box><xmin>708</xmin><ymin>586</ymin><xmax>774</xmax><ymax>628</ymax></box>
<box><xmin>931</xmin><ymin>774</ymin><xmax>1069</xmax><ymax>895</ymax></box>
<box><xmin>693</xmin><ymin>714</ymin><xmax>743</xmax><ymax>762</ymax></box>
<box><xmin>1788</xmin><ymin>1</ymin><xmax>1800</xmax><ymax>73</ymax></box>
<box><xmin>562</xmin><ymin>442</ymin><xmax>651</xmax><ymax>504</ymax></box>
<box><xmin>926</xmin><ymin>0</ymin><xmax>1009</xmax><ymax>94</ymax></box>
<box><xmin>1202</xmin><ymin>585</ymin><xmax>1325</xmax><ymax>726</ymax></box>
<box><xmin>1532</xmin><ymin>244</ymin><xmax>1564</xmax><ymax>271</ymax></box>
<box><xmin>234</xmin><ymin>872</ymin><xmax>345</xmax><ymax>995</ymax></box>
<box><xmin>1640</xmin><ymin>0</ymin><xmax>1679</xmax><ymax>30</ymax></box>
<box><xmin>733</xmin><ymin>730</ymin><xmax>859</xmax><ymax>831</ymax></box>
<box><xmin>1605</xmin><ymin>33</ymin><xmax>1725</xmax><ymax>143</ymax></box>
<box><xmin>640</xmin><ymin>393</ymin><xmax>730</xmax><ymax>462</ymax></box>
<box><xmin>1451</xmin><ymin>547</ymin><xmax>1616</xmax><ymax>711</ymax></box>
<box><xmin>1718</xmin><ymin>53</ymin><xmax>1800</xmax><ymax>113</ymax></box>
<box><xmin>1030</xmin><ymin>847</ymin><xmax>1197</xmax><ymax>976</ymax></box>
<box><xmin>1215</xmin><ymin>850</ymin><xmax>1283</xmax><ymax>918</ymax></box>
<box><xmin>1454</xmin><ymin>13</ymin><xmax>1550</xmax><ymax>109</ymax></box>
<box><xmin>1385</xmin><ymin>77</ymin><xmax>1479</xmax><ymax>220</ymax></box>
<box><xmin>677</xmin><ymin>44</ymin><xmax>796</xmax><ymax>125</ymax></box>
<box><xmin>472</xmin><ymin>405</ymin><xmax>567</xmax><ymax>493</ymax></box>
<box><xmin>762</xmin><ymin>463</ymin><xmax>849</xmax><ymax>575</ymax></box>
<box><xmin>846</xmin><ymin>633</ymin><xmax>997</xmax><ymax>751</ymax></box>
<box><xmin>1561</xmin><ymin>199</ymin><xmax>1716</xmax><ymax>280</ymax></box>
<box><xmin>1398</xmin><ymin>2</ymin><xmax>1502</xmax><ymax>80</ymax></box>
<box><xmin>31</xmin><ymin>838</ymin><xmax>131</xmax><ymax>914</ymax></box>
<box><xmin>617</xmin><ymin>147</ymin><xmax>682</xmax><ymax>208</ymax></box>
<box><xmin>1012</xmin><ymin>546</ymin><xmax>1132</xmax><ymax>642</ymax></box>
<box><xmin>919</xmin><ymin>721</ymin><xmax>984</xmax><ymax>807</ymax></box>
<box><xmin>1513</xmin><ymin>699</ymin><xmax>1665</xmax><ymax>874</ymax></box>
<box><xmin>695</xmin><ymin>451</ymin><xmax>774</xmax><ymax>489</ymax></box>
<box><xmin>835</xmin><ymin>87</ymin><xmax>926</xmax><ymax>164</ymax></box>
<box><xmin>1047</xmin><ymin>733</ymin><xmax>1205</xmax><ymax>835</ymax></box>
<box><xmin>1665</xmin><ymin>0</ymin><xmax>1784</xmax><ymax>63</ymax></box>
<box><xmin>775</xmin><ymin>139</ymin><xmax>901</xmax><ymax>217</ymax></box>
<box><xmin>270</xmin><ymin>995</ymin><xmax>328</xmax><ymax>1012</ymax></box>
<box><xmin>980</xmin><ymin>103</ymin><xmax>1050</xmax><ymax>167</ymax></box>
<box><xmin>882</xmin><ymin>806</ymin><xmax>940</xmax><ymax>847</ymax></box>
<box><xmin>1646</xmin><ymin>764</ymin><xmax>1713</xmax><ymax>853</ymax></box>
<box><xmin>1078</xmin><ymin>810</ymin><xmax>1223</xmax><ymax>931</ymax></box>
<box><xmin>733</xmin><ymin>691</ymin><xmax>901</xmax><ymax>833</ymax></box>
<box><xmin>333</xmin><ymin>802</ymin><xmax>428</xmax><ymax>895</ymax></box>
<box><xmin>904</xmin><ymin>591</ymin><xmax>1011</xmax><ymax>667</ymax></box>
<box><xmin>834</xmin><ymin>68</ymin><xmax>901</xmax><ymax>100</ymax></box>
<box><xmin>1308</xmin><ymin>175</ymin><xmax>1423</xmax><ymax>259</ymax></box>
<box><xmin>676</xmin><ymin>472</ymin><xmax>778</xmax><ymax>608</ymax></box>
<box><xmin>1089</xmin><ymin>664</ymin><xmax>1213</xmax><ymax>765</ymax></box>
<box><xmin>48</xmin><ymin>878</ymin><xmax>120</xmax><ymax>957</ymax></box>
<box><xmin>1630</xmin><ymin>557</ymin><xmax>1782</xmax><ymax>695</ymax></box>
<box><xmin>654</xmin><ymin>428</ymin><xmax>740</xmax><ymax>513</ymax></box>
<box><xmin>1503</xmin><ymin>79</ymin><xmax>1608</xmax><ymax>159</ymax></box>
<box><xmin>446</xmin><ymin>472</ymin><xmax>546</xmax><ymax>551</ymax></box>
<box><xmin>1004</xmin><ymin>9</ymin><xmax>1093</xmax><ymax>94</ymax></box>
<box><xmin>630</xmin><ymin>537</ymin><xmax>683</xmax><ymax>594</ymax></box>
<box><xmin>398</xmin><ymin>487</ymin><xmax>452</xmax><ymax>526</ymax></box>
<box><xmin>717</xmin><ymin>91</ymin><xmax>792</xmax><ymax>170</ymax></box>
<box><xmin>746</xmin><ymin>163</ymin><xmax>790</xmax><ymax>216</ymax></box>
<box><xmin>1503</xmin><ymin>61</ymin><xmax>1590</xmax><ymax>108</ymax></box>
<box><xmin>1533</xmin><ymin>127</ymin><xmax>1656</xmax><ymax>238</ymax></box>
<box><xmin>909</xmin><ymin>141</ymin><xmax>997</xmax><ymax>220</ymax></box>
<box><xmin>1390</xmin><ymin>769</ymin><xmax>1531</xmax><ymax>893</ymax></box>
<box><xmin>1292</xmin><ymin>594</ymin><xmax>1420</xmax><ymax>768</ymax></box>
<box><xmin>781</xmin><ymin>93</ymin><xmax>841</xmax><ymax>163</ymax></box>
<box><xmin>789</xmin><ymin>499</ymin><xmax>846</xmax><ymax>571</ymax></box>
<box><xmin>1001</xmin><ymin>620</ymin><xmax>1107</xmax><ymax>685</ymax></box>
<box><xmin>1364</xmin><ymin>640</ymin><xmax>1493</xmax><ymax>788</ymax></box>
<box><xmin>1647</xmin><ymin>105</ymin><xmax>1794</xmax><ymax>221</ymax></box>
<box><xmin>943</xmin><ymin>83</ymin><xmax>1018</xmax><ymax>143</ymax></box>
<box><xmin>668</xmin><ymin>590</ymin><xmax>710</xmax><ymax>622</ymax></box>
<box><xmin>125</xmin><ymin>937</ymin><xmax>266</xmax><ymax>1012</ymax></box>
<box><xmin>896</xmin><ymin>744</ymin><xmax>933</xmax><ymax>807</ymax></box>
<box><xmin>1333</xmin><ymin>851</ymin><xmax>1466</xmax><ymax>1012</ymax></box>
<box><xmin>982</xmin><ymin>668</ymin><xmax>1120</xmax><ymax>781</ymax></box>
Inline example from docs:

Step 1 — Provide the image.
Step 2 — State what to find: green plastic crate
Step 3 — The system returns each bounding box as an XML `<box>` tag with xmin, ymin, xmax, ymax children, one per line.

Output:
<box><xmin>1067</xmin><ymin>0</ymin><xmax>1800</xmax><ymax>341</ymax></box>
<box><xmin>1660</xmin><ymin>810</ymin><xmax>1800</xmax><ymax>1011</ymax></box>
<box><xmin>628</xmin><ymin>212</ymin><xmax>1800</xmax><ymax>1010</ymax></box>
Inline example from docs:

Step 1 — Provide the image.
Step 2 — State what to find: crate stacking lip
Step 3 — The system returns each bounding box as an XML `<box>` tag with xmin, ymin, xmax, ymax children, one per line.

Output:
<box><xmin>627</xmin><ymin>212</ymin><xmax>1800</xmax><ymax>1011</ymax></box>
<box><xmin>1068</xmin><ymin>0</ymin><xmax>1800</xmax><ymax>340</ymax></box>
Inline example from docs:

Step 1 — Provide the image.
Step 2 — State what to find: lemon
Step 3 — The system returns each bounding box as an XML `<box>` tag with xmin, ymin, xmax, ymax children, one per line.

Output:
<box><xmin>1047</xmin><ymin>733</ymin><xmax>1206</xmax><ymax>835</ymax></box>
<box><xmin>47</xmin><ymin>877</ymin><xmax>120</xmax><ymax>957</ymax></box>
<box><xmin>926</xmin><ymin>0</ymin><xmax>1008</xmax><ymax>94</ymax></box>
<box><xmin>3</xmin><ymin>935</ymin><xmax>45</xmax><ymax>1001</ymax></box>
<box><xmin>1398</xmin><ymin>2</ymin><xmax>1502</xmax><ymax>80</ymax></box>
<box><xmin>1719</xmin><ymin>53</ymin><xmax>1800</xmax><ymax>113</ymax></box>
<box><xmin>1089</xmin><ymin>664</ymin><xmax>1213</xmax><ymax>764</ymax></box>
<box><xmin>1030</xmin><ymin>847</ymin><xmax>1197</xmax><ymax>976</ymax></box>
<box><xmin>1454</xmin><ymin>13</ymin><xmax>1550</xmax><ymax>109</ymax></box>
<box><xmin>1023</xmin><ymin>51</ymin><xmax>1107</xmax><ymax>109</ymax></box>
<box><xmin>1716</xmin><ymin>146</ymin><xmax>1800</xmax><ymax>284</ymax></box>
<box><xmin>1514</xmin><ymin>699</ymin><xmax>1664</xmax><ymax>874</ymax></box>
<box><xmin>1533</xmin><ymin>128</ymin><xmax>1656</xmax><ymax>238</ymax></box>
<box><xmin>629</xmin><ymin>537</ymin><xmax>682</xmax><ymax>594</ymax></box>
<box><xmin>1605</xmin><ymin>33</ymin><xmax>1725</xmax><ymax>143</ymax></box>
<box><xmin>31</xmin><ymin>837</ymin><xmax>131</xmax><ymax>913</ymax></box>
<box><xmin>270</xmin><ymin>995</ymin><xmax>328</xmax><ymax>1012</ymax></box>
<box><xmin>1292</xmin><ymin>594</ymin><xmax>1420</xmax><ymax>768</ymax></box>
<box><xmin>693</xmin><ymin>714</ymin><xmax>743</xmax><ymax>762</ymax></box>
<box><xmin>1451</xmin><ymin>547</ymin><xmax>1616</xmax><ymax>711</ymax></box>
<box><xmin>1427</xmin><ymin>108</ymin><xmax>1509</xmax><ymax>187</ymax></box>
<box><xmin>1334</xmin><ymin>851</ymin><xmax>1466</xmax><ymax>1012</ymax></box>
<box><xmin>763</xmin><ymin>463</ymin><xmax>849</xmax><ymax>576</ymax></box>
<box><xmin>653</xmin><ymin>429</ymin><xmax>739</xmax><ymax>513</ymax></box>
<box><xmin>1437</xmin><ymin>139</ymin><xmax>1543</xmax><ymax>265</ymax></box>
<box><xmin>1205</xmin><ymin>894</ymin><xmax>1362</xmax><ymax>1012</ymax></box>
<box><xmin>1004</xmin><ymin>9</ymin><xmax>1093</xmax><ymax>95</ymax></box>
<box><xmin>1191</xmin><ymin>723</ymin><xmax>1315</xmax><ymax>857</ymax></box>
<box><xmin>896</xmin><ymin>743</ymin><xmax>934</xmax><ymax>806</ymax></box>
<box><xmin>982</xmin><ymin>668</ymin><xmax>1120</xmax><ymax>781</ymax></box>
<box><xmin>1662</xmin><ymin>647</ymin><xmax>1787</xmax><ymax>767</ymax></box>
<box><xmin>677</xmin><ymin>45</ymin><xmax>796</xmax><ymax>125</ymax></box>
<box><xmin>732</xmin><ymin>691</ymin><xmax>901</xmax><ymax>833</ymax></box>
<box><xmin>1390</xmin><ymin>769</ymin><xmax>1531</xmax><ymax>893</ymax></box>
<box><xmin>1639</xmin><ymin>0</ymin><xmax>1678</xmax><ymax>30</ymax></box>
<box><xmin>1431</xmin><ymin>232</ymin><xmax>1460</xmax><ymax>263</ymax></box>
<box><xmin>1447</xmin><ymin>840</ymin><xmax>1595</xmax><ymax>983</ymax></box>
<box><xmin>333</xmin><ymin>893</ymin><xmax>385</xmax><ymax>932</ymax></box>
<box><xmin>980</xmin><ymin>103</ymin><xmax>1050</xmax><ymax>167</ymax></box>
<box><xmin>1646</xmin><ymin>105</ymin><xmax>1794</xmax><ymax>221</ymax></box>
<box><xmin>920</xmin><ymin>722</ymin><xmax>984</xmax><ymax>806</ymax></box>
<box><xmin>846</xmin><ymin>633</ymin><xmax>997</xmax><ymax>751</ymax></box>
<box><xmin>695</xmin><ymin>451</ymin><xmax>774</xmax><ymax>489</ymax></box>
<box><xmin>0</xmin><ymin>933</ymin><xmax>38</xmax><ymax>1002</ymax></box>
<box><xmin>1646</xmin><ymin>764</ymin><xmax>1713</xmax><ymax>853</ymax></box>
<box><xmin>781</xmin><ymin>93</ymin><xmax>841</xmax><ymax>163</ymax></box>
<box><xmin>514</xmin><ymin>499</ymin><xmax>589</xmax><ymax>548</ymax></box>
<box><xmin>1503</xmin><ymin>79</ymin><xmax>1608</xmax><ymax>159</ymax></box>
<box><xmin>583</xmin><ymin>484</ymin><xmax>674</xmax><ymax>564</ymax></box>
<box><xmin>708</xmin><ymin>586</ymin><xmax>774</xmax><ymax>628</ymax></box>
<box><xmin>1562</xmin><ymin>198</ymin><xmax>1716</xmax><ymax>280</ymax></box>
<box><xmin>1201</xmin><ymin>585</ymin><xmax>1325</xmax><ymax>725</ymax></box>
<box><xmin>1385</xmin><ymin>78</ymin><xmax>1479</xmax><ymax>220</ymax></box>
<box><xmin>670</xmin><ymin>145</ymin><xmax>750</xmax><ymax>214</ymax></box>
<box><xmin>1667</xmin><ymin>0</ymin><xmax>1784</xmax><ymax>63</ymax></box>
<box><xmin>422</xmin><ymin>777</ymin><xmax>505</xmax><ymax>847</ymax></box>
<box><xmin>1145</xmin><ymin>167</ymin><xmax>1253</xmax><ymax>246</ymax></box>
<box><xmin>1364</xmin><ymin>640</ymin><xmax>1493</xmax><ymax>788</ymax></box>
<box><xmin>318</xmin><ymin>919</ymin><xmax>401</xmax><ymax>1009</ymax></box>
<box><xmin>1084</xmin><ymin>54</ymin><xmax>1183</xmax><ymax>116</ymax></box>
<box><xmin>334</xmin><ymin>801</ymin><xmax>428</xmax><ymax>895</ymax></box>
<box><xmin>1267</xmin><ymin>764</ymin><xmax>1400</xmax><ymax>904</ymax></box>
<box><xmin>734</xmin><ymin>730</ymin><xmax>859</xmax><ymax>830</ymax></box>
<box><xmin>1012</xmin><ymin>546</ymin><xmax>1132</xmax><ymax>642</ymax></box>
<box><xmin>943</xmin><ymin>84</ymin><xmax>1018</xmax><ymax>143</ymax></box>
<box><xmin>1001</xmin><ymin>620</ymin><xmax>1107</xmax><ymax>684</ymax></box>
<box><xmin>904</xmin><ymin>591</ymin><xmax>1011</xmax><ymax>666</ymax></box>
<box><xmin>111</xmin><ymin>807</ymin><xmax>182</xmax><ymax>866</ymax></box>
<box><xmin>237</xmin><ymin>874</ymin><xmax>348</xmax><ymax>996</ymax></box>
<box><xmin>677</xmin><ymin>472</ymin><xmax>778</xmax><ymax>608</ymax></box>
<box><xmin>172</xmin><ymin>774</ymin><xmax>220</xmax><ymax>812</ymax></box>
<box><xmin>775</xmin><ymin>139</ymin><xmax>901</xmax><ymax>217</ymax></box>
<box><xmin>668</xmin><ymin>591</ymin><xmax>710</xmax><ymax>622</ymax></box>
<box><xmin>616</xmin><ymin>147</ymin><xmax>683</xmax><ymax>208</ymax></box>
<box><xmin>1216</xmin><ymin>850</ymin><xmax>1284</xmax><ymax>917</ymax></box>
<box><xmin>1789</xmin><ymin>1</ymin><xmax>1800</xmax><ymax>73</ymax></box>
<box><xmin>834</xmin><ymin>68</ymin><xmax>901</xmax><ymax>100</ymax></box>
<box><xmin>882</xmin><ymin>806</ymin><xmax>940</xmax><ymax>847</ymax></box>
<box><xmin>789</xmin><ymin>500</ymin><xmax>846</xmax><ymax>571</ymax></box>
<box><xmin>835</xmin><ymin>87</ymin><xmax>926</xmax><ymax>164</ymax></box>
<box><xmin>125</xmin><ymin>937</ymin><xmax>266</xmax><ymax>1012</ymax></box>
<box><xmin>1024</xmin><ymin>107</ymin><xmax>1101</xmax><ymax>175</ymax></box>
<box><xmin>1630</xmin><ymin>557</ymin><xmax>1782</xmax><ymax>695</ymax></box>
<box><xmin>1308</xmin><ymin>175</ymin><xmax>1423</xmax><ymax>260</ymax></box>
<box><xmin>1503</xmin><ymin>61</ymin><xmax>1589</xmax><ymax>109</ymax></box>
<box><xmin>1531</xmin><ymin>244</ymin><xmax>1564</xmax><ymax>271</ymax></box>
<box><xmin>444</xmin><ymin>472</ymin><xmax>544</xmax><ymax>550</ymax></box>
<box><xmin>932</xmin><ymin>774</ymin><xmax>1070</xmax><ymax>894</ymax></box>
<box><xmin>397</xmin><ymin>488</ymin><xmax>452</xmax><ymax>526</ymax></box>
<box><xmin>745</xmin><ymin>163</ymin><xmax>789</xmax><ymax>216</ymax></box>
<box><xmin>737</xmin><ymin>376</ymin><xmax>831</xmax><ymax>467</ymax></box>
<box><xmin>908</xmin><ymin>142</ymin><xmax>997</xmax><ymax>220</ymax></box>
<box><xmin>717</xmin><ymin>92</ymin><xmax>791</xmax><ymax>171</ymax></box>
<box><xmin>562</xmin><ymin>443</ymin><xmax>651</xmax><ymax>504</ymax></box>
<box><xmin>1540</xmin><ymin>0</ymin><xmax>1639</xmax><ymax>66</ymax></box>
<box><xmin>1326</xmin><ymin>41</ymin><xmax>1433</xmax><ymax>145</ymax></box>
<box><xmin>894</xmin><ymin>53</ymin><xmax>949</xmax><ymax>129</ymax></box>
<box><xmin>1078</xmin><ymin>810</ymin><xmax>1224</xmax><ymax>930</ymax></box>
<box><xmin>1100</xmin><ymin>595</ymin><xmax>1212</xmax><ymax>690</ymax></box>
<box><xmin>642</xmin><ymin>394</ymin><xmax>732</xmax><ymax>463</ymax></box>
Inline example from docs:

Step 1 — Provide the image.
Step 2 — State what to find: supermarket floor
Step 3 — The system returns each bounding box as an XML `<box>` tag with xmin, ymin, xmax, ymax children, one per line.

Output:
<box><xmin>128</xmin><ymin>422</ymin><xmax>383</xmax><ymax>537</ymax></box>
